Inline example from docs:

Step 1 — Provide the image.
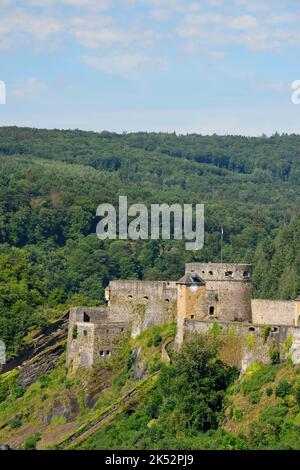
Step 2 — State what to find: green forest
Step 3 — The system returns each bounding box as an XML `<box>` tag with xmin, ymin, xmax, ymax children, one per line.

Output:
<box><xmin>1</xmin><ymin>126</ymin><xmax>300</xmax><ymax>357</ymax></box>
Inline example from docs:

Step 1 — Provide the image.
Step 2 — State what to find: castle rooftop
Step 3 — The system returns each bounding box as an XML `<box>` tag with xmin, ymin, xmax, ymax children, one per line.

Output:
<box><xmin>177</xmin><ymin>272</ymin><xmax>205</xmax><ymax>286</ymax></box>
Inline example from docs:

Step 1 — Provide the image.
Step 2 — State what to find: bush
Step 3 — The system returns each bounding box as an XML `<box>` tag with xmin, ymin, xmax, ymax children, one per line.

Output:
<box><xmin>295</xmin><ymin>385</ymin><xmax>300</xmax><ymax>405</ymax></box>
<box><xmin>23</xmin><ymin>432</ymin><xmax>42</xmax><ymax>450</ymax></box>
<box><xmin>240</xmin><ymin>364</ymin><xmax>278</xmax><ymax>396</ymax></box>
<box><xmin>38</xmin><ymin>373</ymin><xmax>50</xmax><ymax>389</ymax></box>
<box><xmin>72</xmin><ymin>325</ymin><xmax>78</xmax><ymax>340</ymax></box>
<box><xmin>275</xmin><ymin>380</ymin><xmax>292</xmax><ymax>399</ymax></box>
<box><xmin>11</xmin><ymin>385</ymin><xmax>25</xmax><ymax>399</ymax></box>
<box><xmin>10</xmin><ymin>418</ymin><xmax>22</xmax><ymax>429</ymax></box>
<box><xmin>269</xmin><ymin>347</ymin><xmax>280</xmax><ymax>365</ymax></box>
<box><xmin>249</xmin><ymin>390</ymin><xmax>261</xmax><ymax>404</ymax></box>
<box><xmin>232</xmin><ymin>407</ymin><xmax>243</xmax><ymax>421</ymax></box>
<box><xmin>266</xmin><ymin>387</ymin><xmax>273</xmax><ymax>397</ymax></box>
<box><xmin>260</xmin><ymin>404</ymin><xmax>288</xmax><ymax>422</ymax></box>
<box><xmin>0</xmin><ymin>381</ymin><xmax>9</xmax><ymax>403</ymax></box>
<box><xmin>146</xmin><ymin>327</ymin><xmax>162</xmax><ymax>347</ymax></box>
<box><xmin>262</xmin><ymin>326</ymin><xmax>271</xmax><ymax>344</ymax></box>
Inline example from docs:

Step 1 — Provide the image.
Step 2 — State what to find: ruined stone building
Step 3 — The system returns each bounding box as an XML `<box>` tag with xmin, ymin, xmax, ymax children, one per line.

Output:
<box><xmin>67</xmin><ymin>263</ymin><xmax>300</xmax><ymax>371</ymax></box>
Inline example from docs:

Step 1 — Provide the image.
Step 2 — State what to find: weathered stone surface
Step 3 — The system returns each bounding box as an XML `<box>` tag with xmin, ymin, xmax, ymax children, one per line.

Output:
<box><xmin>1</xmin><ymin>312</ymin><xmax>69</xmax><ymax>388</ymax></box>
<box><xmin>18</xmin><ymin>344</ymin><xmax>65</xmax><ymax>388</ymax></box>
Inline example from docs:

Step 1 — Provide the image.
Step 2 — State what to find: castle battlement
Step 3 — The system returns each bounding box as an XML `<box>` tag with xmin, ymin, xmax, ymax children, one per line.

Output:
<box><xmin>66</xmin><ymin>262</ymin><xmax>300</xmax><ymax>371</ymax></box>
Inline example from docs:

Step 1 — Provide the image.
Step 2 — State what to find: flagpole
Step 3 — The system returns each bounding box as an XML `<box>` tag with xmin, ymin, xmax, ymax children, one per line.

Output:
<box><xmin>221</xmin><ymin>226</ymin><xmax>223</xmax><ymax>265</ymax></box>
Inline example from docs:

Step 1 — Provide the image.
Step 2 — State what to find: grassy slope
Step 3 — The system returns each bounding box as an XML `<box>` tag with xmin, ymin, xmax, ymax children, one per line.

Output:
<box><xmin>0</xmin><ymin>324</ymin><xmax>175</xmax><ymax>449</ymax></box>
<box><xmin>1</xmin><ymin>324</ymin><xmax>300</xmax><ymax>450</ymax></box>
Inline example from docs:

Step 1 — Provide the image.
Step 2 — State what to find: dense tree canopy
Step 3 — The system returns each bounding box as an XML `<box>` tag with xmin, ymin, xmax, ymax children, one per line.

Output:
<box><xmin>1</xmin><ymin>126</ymin><xmax>300</xmax><ymax>355</ymax></box>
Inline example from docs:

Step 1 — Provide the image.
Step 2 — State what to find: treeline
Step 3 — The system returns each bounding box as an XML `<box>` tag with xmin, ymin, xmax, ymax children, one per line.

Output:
<box><xmin>1</xmin><ymin>127</ymin><xmax>300</xmax><ymax>355</ymax></box>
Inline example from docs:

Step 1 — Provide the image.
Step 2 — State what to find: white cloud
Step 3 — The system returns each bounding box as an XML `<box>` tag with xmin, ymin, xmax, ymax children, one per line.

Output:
<box><xmin>253</xmin><ymin>81</ymin><xmax>286</xmax><ymax>92</ymax></box>
<box><xmin>12</xmin><ymin>77</ymin><xmax>48</xmax><ymax>99</ymax></box>
<box><xmin>82</xmin><ymin>52</ymin><xmax>165</xmax><ymax>78</ymax></box>
<box><xmin>1</xmin><ymin>0</ymin><xmax>300</xmax><ymax>76</ymax></box>
<box><xmin>229</xmin><ymin>15</ymin><xmax>258</xmax><ymax>30</ymax></box>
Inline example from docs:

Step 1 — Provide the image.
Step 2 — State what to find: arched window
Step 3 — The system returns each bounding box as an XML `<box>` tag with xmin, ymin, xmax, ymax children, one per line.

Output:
<box><xmin>209</xmin><ymin>306</ymin><xmax>215</xmax><ymax>315</ymax></box>
<box><xmin>127</xmin><ymin>294</ymin><xmax>133</xmax><ymax>299</ymax></box>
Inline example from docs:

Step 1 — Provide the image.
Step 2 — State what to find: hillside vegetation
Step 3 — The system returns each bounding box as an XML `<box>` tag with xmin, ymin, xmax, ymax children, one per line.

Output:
<box><xmin>1</xmin><ymin>324</ymin><xmax>299</xmax><ymax>450</ymax></box>
<box><xmin>1</xmin><ymin>127</ymin><xmax>300</xmax><ymax>357</ymax></box>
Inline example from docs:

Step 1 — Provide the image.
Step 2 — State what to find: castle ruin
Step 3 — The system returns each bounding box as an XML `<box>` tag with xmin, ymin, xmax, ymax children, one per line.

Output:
<box><xmin>67</xmin><ymin>263</ymin><xmax>300</xmax><ymax>372</ymax></box>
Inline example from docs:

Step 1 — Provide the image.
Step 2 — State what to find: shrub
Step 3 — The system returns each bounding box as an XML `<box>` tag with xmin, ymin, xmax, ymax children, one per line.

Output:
<box><xmin>146</xmin><ymin>327</ymin><xmax>162</xmax><ymax>347</ymax></box>
<box><xmin>266</xmin><ymin>387</ymin><xmax>273</xmax><ymax>397</ymax></box>
<box><xmin>249</xmin><ymin>390</ymin><xmax>261</xmax><ymax>404</ymax></box>
<box><xmin>23</xmin><ymin>432</ymin><xmax>42</xmax><ymax>450</ymax></box>
<box><xmin>240</xmin><ymin>364</ymin><xmax>278</xmax><ymax>396</ymax></box>
<box><xmin>38</xmin><ymin>373</ymin><xmax>50</xmax><ymax>389</ymax></box>
<box><xmin>269</xmin><ymin>347</ymin><xmax>280</xmax><ymax>365</ymax></box>
<box><xmin>232</xmin><ymin>407</ymin><xmax>243</xmax><ymax>421</ymax></box>
<box><xmin>247</xmin><ymin>333</ymin><xmax>255</xmax><ymax>350</ymax></box>
<box><xmin>262</xmin><ymin>326</ymin><xmax>271</xmax><ymax>343</ymax></box>
<box><xmin>0</xmin><ymin>381</ymin><xmax>9</xmax><ymax>403</ymax></box>
<box><xmin>275</xmin><ymin>380</ymin><xmax>292</xmax><ymax>399</ymax></box>
<box><xmin>72</xmin><ymin>325</ymin><xmax>78</xmax><ymax>340</ymax></box>
<box><xmin>260</xmin><ymin>404</ymin><xmax>288</xmax><ymax>422</ymax></box>
<box><xmin>284</xmin><ymin>335</ymin><xmax>293</xmax><ymax>354</ymax></box>
<box><xmin>10</xmin><ymin>418</ymin><xmax>22</xmax><ymax>429</ymax></box>
<box><xmin>295</xmin><ymin>385</ymin><xmax>300</xmax><ymax>405</ymax></box>
<box><xmin>11</xmin><ymin>385</ymin><xmax>25</xmax><ymax>399</ymax></box>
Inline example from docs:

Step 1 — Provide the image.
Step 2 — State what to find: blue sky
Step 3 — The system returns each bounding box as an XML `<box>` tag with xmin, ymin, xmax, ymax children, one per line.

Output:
<box><xmin>0</xmin><ymin>0</ymin><xmax>300</xmax><ymax>135</ymax></box>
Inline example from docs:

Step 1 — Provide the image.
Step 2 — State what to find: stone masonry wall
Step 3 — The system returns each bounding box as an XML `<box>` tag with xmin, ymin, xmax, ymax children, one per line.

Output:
<box><xmin>67</xmin><ymin>321</ymin><xmax>130</xmax><ymax>369</ymax></box>
<box><xmin>251</xmin><ymin>299</ymin><xmax>295</xmax><ymax>326</ymax></box>
<box><xmin>106</xmin><ymin>280</ymin><xmax>177</xmax><ymax>337</ymax></box>
<box><xmin>183</xmin><ymin>319</ymin><xmax>300</xmax><ymax>371</ymax></box>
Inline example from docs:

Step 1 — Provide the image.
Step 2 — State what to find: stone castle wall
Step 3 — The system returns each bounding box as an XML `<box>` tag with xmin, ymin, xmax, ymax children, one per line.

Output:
<box><xmin>67</xmin><ymin>319</ymin><xmax>130</xmax><ymax>370</ymax></box>
<box><xmin>185</xmin><ymin>263</ymin><xmax>252</xmax><ymax>281</ymax></box>
<box><xmin>183</xmin><ymin>319</ymin><xmax>300</xmax><ymax>370</ymax></box>
<box><xmin>106</xmin><ymin>280</ymin><xmax>177</xmax><ymax>337</ymax></box>
<box><xmin>66</xmin><ymin>263</ymin><xmax>300</xmax><ymax>371</ymax></box>
<box><xmin>251</xmin><ymin>299</ymin><xmax>295</xmax><ymax>326</ymax></box>
<box><xmin>184</xmin><ymin>263</ymin><xmax>252</xmax><ymax>322</ymax></box>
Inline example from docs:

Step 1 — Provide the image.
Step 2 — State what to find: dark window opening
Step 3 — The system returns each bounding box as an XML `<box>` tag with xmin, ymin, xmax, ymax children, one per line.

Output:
<box><xmin>271</xmin><ymin>327</ymin><xmax>279</xmax><ymax>333</ymax></box>
<box><xmin>209</xmin><ymin>271</ymin><xmax>213</xmax><ymax>276</ymax></box>
<box><xmin>165</xmin><ymin>298</ymin><xmax>170</xmax><ymax>303</ymax></box>
<box><xmin>225</xmin><ymin>271</ymin><xmax>233</xmax><ymax>277</ymax></box>
<box><xmin>191</xmin><ymin>315</ymin><xmax>194</xmax><ymax>319</ymax></box>
<box><xmin>243</xmin><ymin>271</ymin><xmax>250</xmax><ymax>278</ymax></box>
<box><xmin>143</xmin><ymin>296</ymin><xmax>149</xmax><ymax>300</ymax></box>
<box><xmin>100</xmin><ymin>351</ymin><xmax>104</xmax><ymax>356</ymax></box>
<box><xmin>248</xmin><ymin>326</ymin><xmax>256</xmax><ymax>332</ymax></box>
<box><xmin>209</xmin><ymin>306</ymin><xmax>215</xmax><ymax>315</ymax></box>
<box><xmin>106</xmin><ymin>329</ymin><xmax>109</xmax><ymax>333</ymax></box>
<box><xmin>83</xmin><ymin>312</ymin><xmax>90</xmax><ymax>323</ymax></box>
<box><xmin>84</xmin><ymin>330</ymin><xmax>88</xmax><ymax>336</ymax></box>
<box><xmin>106</xmin><ymin>351</ymin><xmax>111</xmax><ymax>356</ymax></box>
<box><xmin>120</xmin><ymin>328</ymin><xmax>124</xmax><ymax>332</ymax></box>
<box><xmin>127</xmin><ymin>294</ymin><xmax>133</xmax><ymax>299</ymax></box>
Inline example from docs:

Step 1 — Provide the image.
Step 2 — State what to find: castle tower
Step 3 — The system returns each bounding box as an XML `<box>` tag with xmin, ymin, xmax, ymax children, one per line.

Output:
<box><xmin>185</xmin><ymin>263</ymin><xmax>252</xmax><ymax>322</ymax></box>
<box><xmin>176</xmin><ymin>272</ymin><xmax>206</xmax><ymax>345</ymax></box>
<box><xmin>295</xmin><ymin>296</ymin><xmax>300</xmax><ymax>326</ymax></box>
